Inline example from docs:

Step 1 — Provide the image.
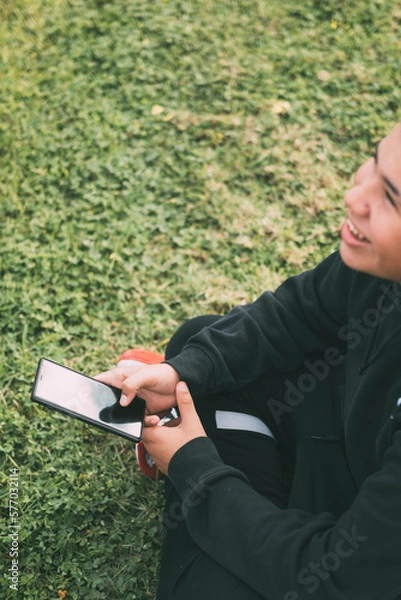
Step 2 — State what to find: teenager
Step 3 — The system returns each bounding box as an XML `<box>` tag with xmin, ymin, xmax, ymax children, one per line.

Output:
<box><xmin>96</xmin><ymin>122</ymin><xmax>401</xmax><ymax>599</ymax></box>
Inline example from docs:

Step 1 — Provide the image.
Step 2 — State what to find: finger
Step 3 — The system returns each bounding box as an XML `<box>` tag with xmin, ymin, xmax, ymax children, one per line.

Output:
<box><xmin>175</xmin><ymin>381</ymin><xmax>200</xmax><ymax>424</ymax></box>
<box><xmin>95</xmin><ymin>368</ymin><xmax>139</xmax><ymax>405</ymax></box>
<box><xmin>95</xmin><ymin>364</ymin><xmax>147</xmax><ymax>387</ymax></box>
<box><xmin>144</xmin><ymin>415</ymin><xmax>160</xmax><ymax>427</ymax></box>
<box><xmin>95</xmin><ymin>368</ymin><xmax>126</xmax><ymax>387</ymax></box>
<box><xmin>119</xmin><ymin>376</ymin><xmax>140</xmax><ymax>406</ymax></box>
<box><xmin>95</xmin><ymin>366</ymin><xmax>145</xmax><ymax>388</ymax></box>
<box><xmin>119</xmin><ymin>366</ymin><xmax>165</xmax><ymax>406</ymax></box>
<box><xmin>121</xmin><ymin>364</ymin><xmax>179</xmax><ymax>407</ymax></box>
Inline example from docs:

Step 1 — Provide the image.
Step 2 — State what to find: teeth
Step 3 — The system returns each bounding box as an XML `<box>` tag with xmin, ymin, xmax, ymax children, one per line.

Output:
<box><xmin>347</xmin><ymin>219</ymin><xmax>368</xmax><ymax>242</ymax></box>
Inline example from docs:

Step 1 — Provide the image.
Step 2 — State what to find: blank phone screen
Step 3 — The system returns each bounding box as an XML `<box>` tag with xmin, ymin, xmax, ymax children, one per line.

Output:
<box><xmin>33</xmin><ymin>359</ymin><xmax>144</xmax><ymax>441</ymax></box>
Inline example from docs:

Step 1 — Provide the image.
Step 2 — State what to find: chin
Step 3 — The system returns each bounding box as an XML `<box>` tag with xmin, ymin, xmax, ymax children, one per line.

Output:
<box><xmin>339</xmin><ymin>243</ymin><xmax>362</xmax><ymax>271</ymax></box>
<box><xmin>339</xmin><ymin>243</ymin><xmax>375</xmax><ymax>277</ymax></box>
<box><xmin>340</xmin><ymin>244</ymin><xmax>401</xmax><ymax>281</ymax></box>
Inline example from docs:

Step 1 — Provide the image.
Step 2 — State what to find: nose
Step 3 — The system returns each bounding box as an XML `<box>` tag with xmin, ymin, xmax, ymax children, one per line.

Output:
<box><xmin>344</xmin><ymin>185</ymin><xmax>369</xmax><ymax>215</ymax></box>
<box><xmin>344</xmin><ymin>158</ymin><xmax>375</xmax><ymax>215</ymax></box>
<box><xmin>354</xmin><ymin>157</ymin><xmax>375</xmax><ymax>186</ymax></box>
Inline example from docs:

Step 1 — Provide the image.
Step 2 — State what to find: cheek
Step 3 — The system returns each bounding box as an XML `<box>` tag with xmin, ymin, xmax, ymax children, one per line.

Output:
<box><xmin>374</xmin><ymin>223</ymin><xmax>401</xmax><ymax>263</ymax></box>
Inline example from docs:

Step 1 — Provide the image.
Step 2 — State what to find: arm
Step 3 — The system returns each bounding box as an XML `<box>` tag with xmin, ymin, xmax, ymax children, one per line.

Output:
<box><xmin>96</xmin><ymin>252</ymin><xmax>353</xmax><ymax>410</ymax></box>
<box><xmin>168</xmin><ymin>427</ymin><xmax>401</xmax><ymax>600</ymax></box>
<box><xmin>166</xmin><ymin>251</ymin><xmax>355</xmax><ymax>396</ymax></box>
<box><xmin>143</xmin><ymin>382</ymin><xmax>401</xmax><ymax>599</ymax></box>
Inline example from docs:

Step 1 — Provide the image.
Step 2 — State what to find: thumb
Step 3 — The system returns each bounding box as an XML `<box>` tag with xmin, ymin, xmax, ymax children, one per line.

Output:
<box><xmin>175</xmin><ymin>381</ymin><xmax>198</xmax><ymax>422</ymax></box>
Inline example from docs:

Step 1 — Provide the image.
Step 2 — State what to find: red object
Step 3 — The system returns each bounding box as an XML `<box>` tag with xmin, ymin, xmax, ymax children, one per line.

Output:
<box><xmin>118</xmin><ymin>348</ymin><xmax>164</xmax><ymax>480</ymax></box>
<box><xmin>135</xmin><ymin>439</ymin><xmax>161</xmax><ymax>480</ymax></box>
<box><xmin>117</xmin><ymin>348</ymin><xmax>164</xmax><ymax>365</ymax></box>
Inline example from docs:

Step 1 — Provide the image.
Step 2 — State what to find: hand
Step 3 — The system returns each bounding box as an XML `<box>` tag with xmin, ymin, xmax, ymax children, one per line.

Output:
<box><xmin>141</xmin><ymin>381</ymin><xmax>207</xmax><ymax>476</ymax></box>
<box><xmin>95</xmin><ymin>363</ymin><xmax>180</xmax><ymax>416</ymax></box>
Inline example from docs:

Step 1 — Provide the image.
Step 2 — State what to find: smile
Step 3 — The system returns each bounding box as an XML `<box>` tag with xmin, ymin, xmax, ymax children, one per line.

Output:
<box><xmin>346</xmin><ymin>218</ymin><xmax>370</xmax><ymax>243</ymax></box>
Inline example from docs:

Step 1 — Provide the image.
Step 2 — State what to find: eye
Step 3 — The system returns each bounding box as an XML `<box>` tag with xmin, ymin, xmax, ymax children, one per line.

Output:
<box><xmin>385</xmin><ymin>189</ymin><xmax>397</xmax><ymax>208</ymax></box>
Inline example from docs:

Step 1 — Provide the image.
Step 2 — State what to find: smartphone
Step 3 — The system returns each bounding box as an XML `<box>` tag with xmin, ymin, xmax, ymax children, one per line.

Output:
<box><xmin>31</xmin><ymin>358</ymin><xmax>145</xmax><ymax>443</ymax></box>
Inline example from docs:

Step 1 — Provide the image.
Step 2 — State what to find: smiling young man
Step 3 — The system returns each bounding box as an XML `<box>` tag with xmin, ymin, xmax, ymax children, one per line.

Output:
<box><xmin>97</xmin><ymin>122</ymin><xmax>401</xmax><ymax>600</ymax></box>
<box><xmin>340</xmin><ymin>122</ymin><xmax>401</xmax><ymax>280</ymax></box>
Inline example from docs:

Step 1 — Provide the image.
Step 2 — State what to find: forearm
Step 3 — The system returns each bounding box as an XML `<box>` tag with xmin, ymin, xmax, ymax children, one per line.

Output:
<box><xmin>168</xmin><ymin>435</ymin><xmax>401</xmax><ymax>600</ymax></box>
<box><xmin>166</xmin><ymin>252</ymin><xmax>353</xmax><ymax>397</ymax></box>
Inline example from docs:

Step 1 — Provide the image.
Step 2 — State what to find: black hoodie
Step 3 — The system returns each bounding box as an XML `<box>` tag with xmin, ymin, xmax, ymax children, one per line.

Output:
<box><xmin>166</xmin><ymin>251</ymin><xmax>401</xmax><ymax>600</ymax></box>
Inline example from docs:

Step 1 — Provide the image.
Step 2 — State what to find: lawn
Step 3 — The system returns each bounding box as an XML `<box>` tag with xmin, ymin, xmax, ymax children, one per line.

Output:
<box><xmin>0</xmin><ymin>0</ymin><xmax>400</xmax><ymax>598</ymax></box>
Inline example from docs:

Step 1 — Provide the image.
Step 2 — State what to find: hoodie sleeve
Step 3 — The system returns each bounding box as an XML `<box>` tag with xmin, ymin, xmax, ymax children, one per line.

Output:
<box><xmin>166</xmin><ymin>252</ymin><xmax>354</xmax><ymax>397</ymax></box>
<box><xmin>168</xmin><ymin>427</ymin><xmax>401</xmax><ymax>600</ymax></box>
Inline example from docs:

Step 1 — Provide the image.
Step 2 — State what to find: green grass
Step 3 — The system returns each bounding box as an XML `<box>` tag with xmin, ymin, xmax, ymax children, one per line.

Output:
<box><xmin>0</xmin><ymin>0</ymin><xmax>400</xmax><ymax>597</ymax></box>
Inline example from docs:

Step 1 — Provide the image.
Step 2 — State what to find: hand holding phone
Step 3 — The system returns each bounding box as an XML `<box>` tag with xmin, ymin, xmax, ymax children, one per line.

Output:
<box><xmin>32</xmin><ymin>358</ymin><xmax>145</xmax><ymax>443</ymax></box>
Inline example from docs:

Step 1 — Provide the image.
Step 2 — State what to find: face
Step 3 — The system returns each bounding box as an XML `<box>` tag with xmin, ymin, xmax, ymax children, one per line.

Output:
<box><xmin>340</xmin><ymin>123</ymin><xmax>401</xmax><ymax>281</ymax></box>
